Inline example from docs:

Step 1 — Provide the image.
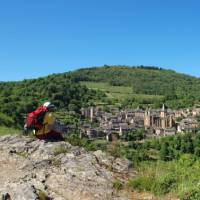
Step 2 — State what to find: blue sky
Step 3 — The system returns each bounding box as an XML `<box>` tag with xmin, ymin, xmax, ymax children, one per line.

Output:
<box><xmin>0</xmin><ymin>0</ymin><xmax>200</xmax><ymax>81</ymax></box>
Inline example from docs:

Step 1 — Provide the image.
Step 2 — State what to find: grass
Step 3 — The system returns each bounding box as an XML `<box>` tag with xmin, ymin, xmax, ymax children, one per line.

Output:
<box><xmin>16</xmin><ymin>151</ymin><xmax>29</xmax><ymax>158</ymax></box>
<box><xmin>37</xmin><ymin>190</ymin><xmax>50</xmax><ymax>200</ymax></box>
<box><xmin>50</xmin><ymin>158</ymin><xmax>61</xmax><ymax>167</ymax></box>
<box><xmin>80</xmin><ymin>81</ymin><xmax>133</xmax><ymax>94</ymax></box>
<box><xmin>53</xmin><ymin>145</ymin><xmax>69</xmax><ymax>156</ymax></box>
<box><xmin>127</xmin><ymin>154</ymin><xmax>200</xmax><ymax>199</ymax></box>
<box><xmin>0</xmin><ymin>126</ymin><xmax>21</xmax><ymax>136</ymax></box>
<box><xmin>113</xmin><ymin>179</ymin><xmax>124</xmax><ymax>191</ymax></box>
<box><xmin>80</xmin><ymin>81</ymin><xmax>164</xmax><ymax>102</ymax></box>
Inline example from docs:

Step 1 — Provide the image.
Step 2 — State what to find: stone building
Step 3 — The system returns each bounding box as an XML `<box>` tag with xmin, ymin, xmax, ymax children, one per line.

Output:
<box><xmin>144</xmin><ymin>105</ymin><xmax>173</xmax><ymax>129</ymax></box>
<box><xmin>177</xmin><ymin>117</ymin><xmax>198</xmax><ymax>133</ymax></box>
<box><xmin>81</xmin><ymin>107</ymin><xmax>102</xmax><ymax>122</ymax></box>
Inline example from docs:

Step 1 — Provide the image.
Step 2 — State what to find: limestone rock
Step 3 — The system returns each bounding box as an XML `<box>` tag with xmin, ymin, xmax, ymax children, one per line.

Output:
<box><xmin>112</xmin><ymin>158</ymin><xmax>132</xmax><ymax>174</ymax></box>
<box><xmin>0</xmin><ymin>183</ymin><xmax>38</xmax><ymax>200</ymax></box>
<box><xmin>0</xmin><ymin>135</ymin><xmax>131</xmax><ymax>200</ymax></box>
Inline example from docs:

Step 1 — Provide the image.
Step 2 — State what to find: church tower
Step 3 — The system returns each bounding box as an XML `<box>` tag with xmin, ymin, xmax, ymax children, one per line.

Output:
<box><xmin>160</xmin><ymin>104</ymin><xmax>166</xmax><ymax>118</ymax></box>
<box><xmin>90</xmin><ymin>107</ymin><xmax>94</xmax><ymax>122</ymax></box>
<box><xmin>144</xmin><ymin>109</ymin><xmax>151</xmax><ymax>127</ymax></box>
<box><xmin>161</xmin><ymin>104</ymin><xmax>166</xmax><ymax>129</ymax></box>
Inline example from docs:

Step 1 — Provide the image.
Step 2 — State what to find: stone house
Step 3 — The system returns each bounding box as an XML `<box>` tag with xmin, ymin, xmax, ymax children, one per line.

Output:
<box><xmin>177</xmin><ymin>118</ymin><xmax>198</xmax><ymax>133</ymax></box>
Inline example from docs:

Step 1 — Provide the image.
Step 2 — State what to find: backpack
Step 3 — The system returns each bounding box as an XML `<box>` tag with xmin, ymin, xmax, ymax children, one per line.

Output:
<box><xmin>26</xmin><ymin>106</ymin><xmax>47</xmax><ymax>130</ymax></box>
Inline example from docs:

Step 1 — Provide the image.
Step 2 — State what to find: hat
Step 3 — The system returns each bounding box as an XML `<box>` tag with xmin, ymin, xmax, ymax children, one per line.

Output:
<box><xmin>43</xmin><ymin>102</ymin><xmax>55</xmax><ymax>109</ymax></box>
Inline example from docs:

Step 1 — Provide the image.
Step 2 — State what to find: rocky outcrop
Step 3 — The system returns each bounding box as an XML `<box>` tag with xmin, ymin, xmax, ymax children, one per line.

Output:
<box><xmin>0</xmin><ymin>135</ymin><xmax>132</xmax><ymax>200</ymax></box>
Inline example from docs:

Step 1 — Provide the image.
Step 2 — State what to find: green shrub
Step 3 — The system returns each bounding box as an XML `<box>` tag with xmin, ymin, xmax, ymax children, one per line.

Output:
<box><xmin>65</xmin><ymin>134</ymin><xmax>82</xmax><ymax>146</ymax></box>
<box><xmin>53</xmin><ymin>146</ymin><xmax>69</xmax><ymax>156</ymax></box>
<box><xmin>113</xmin><ymin>180</ymin><xmax>124</xmax><ymax>191</ymax></box>
<box><xmin>151</xmin><ymin>173</ymin><xmax>177</xmax><ymax>195</ymax></box>
<box><xmin>128</xmin><ymin>177</ymin><xmax>154</xmax><ymax>192</ymax></box>
<box><xmin>50</xmin><ymin>158</ymin><xmax>61</xmax><ymax>167</ymax></box>
<box><xmin>37</xmin><ymin>190</ymin><xmax>50</xmax><ymax>200</ymax></box>
<box><xmin>87</xmin><ymin>140</ymin><xmax>108</xmax><ymax>151</ymax></box>
<box><xmin>107</xmin><ymin>142</ymin><xmax>124</xmax><ymax>158</ymax></box>
<box><xmin>0</xmin><ymin>113</ymin><xmax>14</xmax><ymax>127</ymax></box>
<box><xmin>0</xmin><ymin>126</ymin><xmax>20</xmax><ymax>136</ymax></box>
<box><xmin>65</xmin><ymin>134</ymin><xmax>108</xmax><ymax>152</ymax></box>
<box><xmin>180</xmin><ymin>188</ymin><xmax>200</xmax><ymax>200</ymax></box>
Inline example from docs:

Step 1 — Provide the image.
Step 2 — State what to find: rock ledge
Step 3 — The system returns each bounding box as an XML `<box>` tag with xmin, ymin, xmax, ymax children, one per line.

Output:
<box><xmin>0</xmin><ymin>135</ymin><xmax>131</xmax><ymax>200</ymax></box>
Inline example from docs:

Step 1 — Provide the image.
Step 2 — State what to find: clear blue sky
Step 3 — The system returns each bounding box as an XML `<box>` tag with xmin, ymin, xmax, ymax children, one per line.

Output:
<box><xmin>0</xmin><ymin>0</ymin><xmax>200</xmax><ymax>81</ymax></box>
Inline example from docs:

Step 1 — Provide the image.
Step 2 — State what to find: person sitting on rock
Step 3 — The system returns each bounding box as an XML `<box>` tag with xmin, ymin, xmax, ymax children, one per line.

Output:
<box><xmin>25</xmin><ymin>102</ymin><xmax>63</xmax><ymax>140</ymax></box>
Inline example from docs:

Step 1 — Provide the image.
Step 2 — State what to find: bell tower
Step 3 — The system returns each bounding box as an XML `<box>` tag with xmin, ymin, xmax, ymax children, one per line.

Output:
<box><xmin>160</xmin><ymin>104</ymin><xmax>166</xmax><ymax>118</ymax></box>
<box><xmin>144</xmin><ymin>109</ymin><xmax>151</xmax><ymax>127</ymax></box>
<box><xmin>161</xmin><ymin>104</ymin><xmax>166</xmax><ymax>129</ymax></box>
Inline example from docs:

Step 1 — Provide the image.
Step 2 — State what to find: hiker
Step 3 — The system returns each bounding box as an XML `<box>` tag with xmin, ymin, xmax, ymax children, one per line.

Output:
<box><xmin>24</xmin><ymin>102</ymin><xmax>63</xmax><ymax>140</ymax></box>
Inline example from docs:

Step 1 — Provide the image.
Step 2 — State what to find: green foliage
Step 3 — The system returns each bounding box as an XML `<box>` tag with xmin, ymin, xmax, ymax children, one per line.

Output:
<box><xmin>113</xmin><ymin>180</ymin><xmax>124</xmax><ymax>190</ymax></box>
<box><xmin>0</xmin><ymin>112</ymin><xmax>14</xmax><ymax>127</ymax></box>
<box><xmin>120</xmin><ymin>129</ymin><xmax>145</xmax><ymax>141</ymax></box>
<box><xmin>50</xmin><ymin>158</ymin><xmax>61</xmax><ymax>167</ymax></box>
<box><xmin>159</xmin><ymin>142</ymin><xmax>168</xmax><ymax>161</ymax></box>
<box><xmin>107</xmin><ymin>141</ymin><xmax>124</xmax><ymax>158</ymax></box>
<box><xmin>91</xmin><ymin>130</ymin><xmax>200</xmax><ymax>200</ymax></box>
<box><xmin>128</xmin><ymin>177</ymin><xmax>153</xmax><ymax>192</ymax></box>
<box><xmin>0</xmin><ymin>126</ymin><xmax>20</xmax><ymax>136</ymax></box>
<box><xmin>1</xmin><ymin>65</ymin><xmax>199</xmax><ymax>128</ymax></box>
<box><xmin>81</xmin><ymin>81</ymin><xmax>164</xmax><ymax>108</ymax></box>
<box><xmin>37</xmin><ymin>190</ymin><xmax>50</xmax><ymax>200</ymax></box>
<box><xmin>128</xmin><ymin>156</ymin><xmax>200</xmax><ymax>198</ymax></box>
<box><xmin>89</xmin><ymin>140</ymin><xmax>108</xmax><ymax>151</ymax></box>
<box><xmin>53</xmin><ymin>146</ymin><xmax>69</xmax><ymax>156</ymax></box>
<box><xmin>128</xmin><ymin>166</ymin><xmax>177</xmax><ymax>196</ymax></box>
<box><xmin>0</xmin><ymin>73</ymin><xmax>105</xmax><ymax>128</ymax></box>
<box><xmin>151</xmin><ymin>173</ymin><xmax>177</xmax><ymax>195</ymax></box>
<box><xmin>16</xmin><ymin>151</ymin><xmax>29</xmax><ymax>158</ymax></box>
<box><xmin>180</xmin><ymin>188</ymin><xmax>200</xmax><ymax>200</ymax></box>
<box><xmin>194</xmin><ymin>147</ymin><xmax>200</xmax><ymax>157</ymax></box>
<box><xmin>74</xmin><ymin>66</ymin><xmax>200</xmax><ymax>108</ymax></box>
<box><xmin>65</xmin><ymin>134</ymin><xmax>108</xmax><ymax>152</ymax></box>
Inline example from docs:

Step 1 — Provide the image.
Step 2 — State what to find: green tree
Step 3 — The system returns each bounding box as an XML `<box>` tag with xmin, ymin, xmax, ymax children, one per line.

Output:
<box><xmin>160</xmin><ymin>142</ymin><xmax>169</xmax><ymax>161</ymax></box>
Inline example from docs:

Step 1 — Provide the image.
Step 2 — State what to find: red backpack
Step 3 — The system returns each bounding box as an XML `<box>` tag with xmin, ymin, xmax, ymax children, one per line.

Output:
<box><xmin>26</xmin><ymin>106</ymin><xmax>47</xmax><ymax>130</ymax></box>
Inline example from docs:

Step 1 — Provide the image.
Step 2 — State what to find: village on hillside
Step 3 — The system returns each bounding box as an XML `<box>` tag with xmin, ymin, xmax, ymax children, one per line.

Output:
<box><xmin>79</xmin><ymin>105</ymin><xmax>200</xmax><ymax>141</ymax></box>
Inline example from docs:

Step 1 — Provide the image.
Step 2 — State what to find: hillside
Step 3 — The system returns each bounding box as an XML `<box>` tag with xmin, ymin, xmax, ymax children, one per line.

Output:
<box><xmin>0</xmin><ymin>73</ymin><xmax>105</xmax><ymax>128</ymax></box>
<box><xmin>0</xmin><ymin>65</ymin><xmax>200</xmax><ymax>128</ymax></box>
<box><xmin>1</xmin><ymin>66</ymin><xmax>200</xmax><ymax>200</ymax></box>
<box><xmin>71</xmin><ymin>66</ymin><xmax>200</xmax><ymax>108</ymax></box>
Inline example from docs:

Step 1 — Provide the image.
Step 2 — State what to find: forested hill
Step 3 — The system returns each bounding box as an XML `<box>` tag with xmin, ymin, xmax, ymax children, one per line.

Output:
<box><xmin>70</xmin><ymin>66</ymin><xmax>200</xmax><ymax>108</ymax></box>
<box><xmin>0</xmin><ymin>65</ymin><xmax>200</xmax><ymax>128</ymax></box>
<box><xmin>0</xmin><ymin>73</ymin><xmax>104</xmax><ymax>128</ymax></box>
<box><xmin>70</xmin><ymin>66</ymin><xmax>199</xmax><ymax>95</ymax></box>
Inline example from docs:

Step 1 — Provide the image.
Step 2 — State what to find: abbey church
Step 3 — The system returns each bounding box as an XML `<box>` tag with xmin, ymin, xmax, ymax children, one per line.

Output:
<box><xmin>144</xmin><ymin>105</ymin><xmax>175</xmax><ymax>134</ymax></box>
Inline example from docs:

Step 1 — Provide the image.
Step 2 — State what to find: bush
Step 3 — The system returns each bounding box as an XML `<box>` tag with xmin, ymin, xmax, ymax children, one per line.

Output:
<box><xmin>53</xmin><ymin>146</ymin><xmax>69</xmax><ymax>156</ymax></box>
<box><xmin>151</xmin><ymin>173</ymin><xmax>177</xmax><ymax>195</ymax></box>
<box><xmin>180</xmin><ymin>188</ymin><xmax>200</xmax><ymax>200</ymax></box>
<box><xmin>65</xmin><ymin>134</ymin><xmax>108</xmax><ymax>152</ymax></box>
<box><xmin>37</xmin><ymin>190</ymin><xmax>51</xmax><ymax>200</ymax></box>
<box><xmin>0</xmin><ymin>126</ymin><xmax>21</xmax><ymax>136</ymax></box>
<box><xmin>0</xmin><ymin>112</ymin><xmax>14</xmax><ymax>127</ymax></box>
<box><xmin>65</xmin><ymin>134</ymin><xmax>82</xmax><ymax>146</ymax></box>
<box><xmin>113</xmin><ymin>180</ymin><xmax>124</xmax><ymax>190</ymax></box>
<box><xmin>88</xmin><ymin>140</ymin><xmax>108</xmax><ymax>151</ymax></box>
<box><xmin>107</xmin><ymin>142</ymin><xmax>124</xmax><ymax>158</ymax></box>
<box><xmin>129</xmin><ymin>171</ymin><xmax>177</xmax><ymax>196</ymax></box>
<box><xmin>128</xmin><ymin>177</ymin><xmax>154</xmax><ymax>192</ymax></box>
